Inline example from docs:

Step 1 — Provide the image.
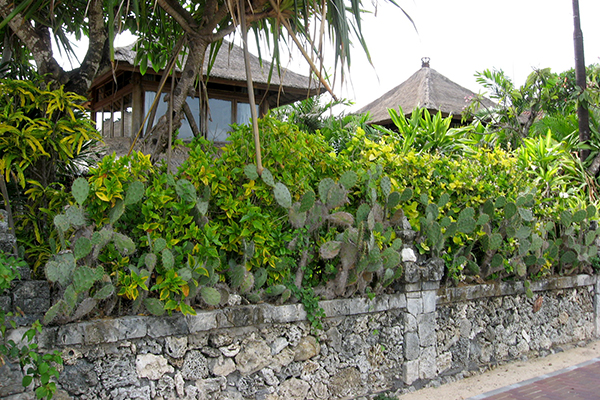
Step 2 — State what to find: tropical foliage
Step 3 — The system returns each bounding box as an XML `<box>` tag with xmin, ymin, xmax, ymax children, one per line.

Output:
<box><xmin>0</xmin><ymin>79</ymin><xmax>101</xmax><ymax>270</ymax></box>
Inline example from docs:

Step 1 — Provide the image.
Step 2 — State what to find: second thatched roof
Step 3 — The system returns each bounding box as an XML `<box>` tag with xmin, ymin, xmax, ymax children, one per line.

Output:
<box><xmin>357</xmin><ymin>61</ymin><xmax>494</xmax><ymax>126</ymax></box>
<box><xmin>112</xmin><ymin>41</ymin><xmax>324</xmax><ymax>103</ymax></box>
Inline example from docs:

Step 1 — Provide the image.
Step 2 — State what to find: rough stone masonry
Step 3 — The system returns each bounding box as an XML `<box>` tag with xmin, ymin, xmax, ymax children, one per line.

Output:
<box><xmin>1</xmin><ymin>213</ymin><xmax>599</xmax><ymax>399</ymax></box>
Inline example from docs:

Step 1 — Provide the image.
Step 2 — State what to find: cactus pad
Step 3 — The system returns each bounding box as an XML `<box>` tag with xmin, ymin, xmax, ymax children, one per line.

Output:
<box><xmin>244</xmin><ymin>164</ymin><xmax>259</xmax><ymax>180</ymax></box>
<box><xmin>356</xmin><ymin>204</ymin><xmax>371</xmax><ymax>223</ymax></box>
<box><xmin>230</xmin><ymin>264</ymin><xmax>246</xmax><ymax>288</ymax></box>
<box><xmin>243</xmin><ymin>240</ymin><xmax>255</xmax><ymax>261</ymax></box>
<box><xmin>437</xmin><ymin>193</ymin><xmax>450</xmax><ymax>209</ymax></box>
<box><xmin>246</xmin><ymin>293</ymin><xmax>262</xmax><ymax>303</ymax></box>
<box><xmin>72</xmin><ymin>298</ymin><xmax>98</xmax><ymax>321</ymax></box>
<box><xmin>488</xmin><ymin>233</ymin><xmax>502</xmax><ymax>251</ymax></box>
<box><xmin>504</xmin><ymin>202</ymin><xmax>517</xmax><ymax>219</ymax></box>
<box><xmin>587</xmin><ymin>205</ymin><xmax>597</xmax><ymax>219</ymax></box>
<box><xmin>144</xmin><ymin>298</ymin><xmax>166</xmax><ymax>316</ymax></box>
<box><xmin>113</xmin><ymin>233</ymin><xmax>135</xmax><ymax>256</ymax></box>
<box><xmin>125</xmin><ymin>181</ymin><xmax>145</xmax><ymax>205</ymax></box>
<box><xmin>265</xmin><ymin>284</ymin><xmax>286</xmax><ymax>297</ymax></box>
<box><xmin>74</xmin><ymin>237</ymin><xmax>92</xmax><ymax>260</ymax></box>
<box><xmin>261</xmin><ymin>168</ymin><xmax>275</xmax><ymax>187</ymax></box>
<box><xmin>274</xmin><ymin>182</ymin><xmax>292</xmax><ymax>209</ymax></box>
<box><xmin>289</xmin><ymin>204</ymin><xmax>307</xmax><ymax>229</ymax></box>
<box><xmin>54</xmin><ymin>214</ymin><xmax>70</xmax><ymax>232</ymax></box>
<box><xmin>382</xmin><ymin>247</ymin><xmax>401</xmax><ymax>269</ymax></box>
<box><xmin>176</xmin><ymin>179</ymin><xmax>197</xmax><ymax>204</ymax></box>
<box><xmin>380</xmin><ymin>176</ymin><xmax>392</xmax><ymax>197</ymax></box>
<box><xmin>196</xmin><ymin>201</ymin><xmax>209</xmax><ymax>216</ymax></box>
<box><xmin>518</xmin><ymin>207</ymin><xmax>533</xmax><ymax>222</ymax></box>
<box><xmin>387</xmin><ymin>191</ymin><xmax>401</xmax><ymax>209</ymax></box>
<box><xmin>280</xmin><ymin>288</ymin><xmax>292</xmax><ymax>303</ymax></box>
<box><xmin>65</xmin><ymin>205</ymin><xmax>86</xmax><ymax>227</ymax></box>
<box><xmin>299</xmin><ymin>190</ymin><xmax>316</xmax><ymax>213</ymax></box>
<box><xmin>44</xmin><ymin>301</ymin><xmax>67</xmax><ymax>325</ymax></box>
<box><xmin>73</xmin><ymin>265</ymin><xmax>104</xmax><ymax>293</ymax></box>
<box><xmin>161</xmin><ymin>248</ymin><xmax>174</xmax><ymax>269</ymax></box>
<box><xmin>94</xmin><ymin>283</ymin><xmax>115</xmax><ymax>300</ymax></box>
<box><xmin>399</xmin><ymin>188</ymin><xmax>413</xmax><ymax>203</ymax></box>
<box><xmin>71</xmin><ymin>177</ymin><xmax>90</xmax><ymax>206</ymax></box>
<box><xmin>199</xmin><ymin>286</ymin><xmax>220</xmax><ymax>306</ymax></box>
<box><xmin>327</xmin><ymin>183</ymin><xmax>347</xmax><ymax>210</ymax></box>
<box><xmin>318</xmin><ymin>178</ymin><xmax>335</xmax><ymax>203</ymax></box>
<box><xmin>572</xmin><ymin>209</ymin><xmax>587</xmax><ymax>224</ymax></box>
<box><xmin>254</xmin><ymin>268</ymin><xmax>268</xmax><ymax>289</ymax></box>
<box><xmin>320</xmin><ymin>240</ymin><xmax>342</xmax><ymax>259</ymax></box>
<box><xmin>109</xmin><ymin>199</ymin><xmax>125</xmax><ymax>224</ymax></box>
<box><xmin>366</xmin><ymin>248</ymin><xmax>383</xmax><ymax>272</ymax></box>
<box><xmin>515</xmin><ymin>226</ymin><xmax>531</xmax><ymax>240</ymax></box>
<box><xmin>585</xmin><ymin>230</ymin><xmax>597</xmax><ymax>246</ymax></box>
<box><xmin>340</xmin><ymin>170</ymin><xmax>358</xmax><ymax>190</ymax></box>
<box><xmin>495</xmin><ymin>196</ymin><xmax>507</xmax><ymax>208</ymax></box>
<box><xmin>239</xmin><ymin>273</ymin><xmax>255</xmax><ymax>294</ymax></box>
<box><xmin>476</xmin><ymin>214</ymin><xmax>490</xmax><ymax>226</ymax></box>
<box><xmin>328</xmin><ymin>212</ymin><xmax>354</xmax><ymax>227</ymax></box>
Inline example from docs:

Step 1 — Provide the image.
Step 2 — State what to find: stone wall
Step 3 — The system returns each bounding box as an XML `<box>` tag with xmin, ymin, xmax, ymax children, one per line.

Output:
<box><xmin>2</xmin><ymin>274</ymin><xmax>600</xmax><ymax>399</ymax></box>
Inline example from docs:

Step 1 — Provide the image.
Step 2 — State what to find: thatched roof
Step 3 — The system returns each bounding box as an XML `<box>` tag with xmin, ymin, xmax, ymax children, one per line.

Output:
<box><xmin>357</xmin><ymin>61</ymin><xmax>494</xmax><ymax>125</ymax></box>
<box><xmin>113</xmin><ymin>41</ymin><xmax>323</xmax><ymax>96</ymax></box>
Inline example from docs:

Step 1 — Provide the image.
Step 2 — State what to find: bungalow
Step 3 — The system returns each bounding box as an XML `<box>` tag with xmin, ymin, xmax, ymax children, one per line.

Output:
<box><xmin>88</xmin><ymin>41</ymin><xmax>324</xmax><ymax>150</ymax></box>
<box><xmin>357</xmin><ymin>58</ymin><xmax>494</xmax><ymax>128</ymax></box>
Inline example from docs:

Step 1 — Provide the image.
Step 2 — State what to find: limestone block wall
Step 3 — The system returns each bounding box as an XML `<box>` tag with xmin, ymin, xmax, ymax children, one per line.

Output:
<box><xmin>1</xmin><ymin>274</ymin><xmax>599</xmax><ymax>399</ymax></box>
<box><xmin>433</xmin><ymin>275</ymin><xmax>597</xmax><ymax>387</ymax></box>
<box><xmin>2</xmin><ymin>295</ymin><xmax>408</xmax><ymax>399</ymax></box>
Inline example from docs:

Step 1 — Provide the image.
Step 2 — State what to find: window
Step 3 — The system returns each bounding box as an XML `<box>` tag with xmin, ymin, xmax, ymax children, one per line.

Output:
<box><xmin>237</xmin><ymin>102</ymin><xmax>258</xmax><ymax>125</ymax></box>
<box><xmin>145</xmin><ymin>91</ymin><xmax>195</xmax><ymax>140</ymax></box>
<box><xmin>207</xmin><ymin>98</ymin><xmax>232</xmax><ymax>142</ymax></box>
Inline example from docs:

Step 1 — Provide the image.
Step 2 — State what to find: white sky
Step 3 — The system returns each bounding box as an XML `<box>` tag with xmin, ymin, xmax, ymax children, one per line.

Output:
<box><xmin>338</xmin><ymin>0</ymin><xmax>600</xmax><ymax>111</ymax></box>
<box><xmin>58</xmin><ymin>0</ymin><xmax>600</xmax><ymax>114</ymax></box>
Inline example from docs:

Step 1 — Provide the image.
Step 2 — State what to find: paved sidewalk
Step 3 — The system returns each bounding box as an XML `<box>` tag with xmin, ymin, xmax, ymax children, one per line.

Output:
<box><xmin>469</xmin><ymin>358</ymin><xmax>600</xmax><ymax>399</ymax></box>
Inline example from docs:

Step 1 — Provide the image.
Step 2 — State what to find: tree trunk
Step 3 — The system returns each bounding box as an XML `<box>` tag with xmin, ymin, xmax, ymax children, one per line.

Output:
<box><xmin>572</xmin><ymin>0</ymin><xmax>590</xmax><ymax>163</ymax></box>
<box><xmin>142</xmin><ymin>37</ymin><xmax>209</xmax><ymax>161</ymax></box>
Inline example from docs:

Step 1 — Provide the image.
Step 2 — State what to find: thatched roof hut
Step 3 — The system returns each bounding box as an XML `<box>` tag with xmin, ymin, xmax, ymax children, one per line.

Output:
<box><xmin>357</xmin><ymin>58</ymin><xmax>494</xmax><ymax>127</ymax></box>
<box><xmin>89</xmin><ymin>41</ymin><xmax>324</xmax><ymax>146</ymax></box>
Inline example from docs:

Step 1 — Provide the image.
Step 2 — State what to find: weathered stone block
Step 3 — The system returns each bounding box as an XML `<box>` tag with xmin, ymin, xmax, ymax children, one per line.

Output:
<box><xmin>294</xmin><ymin>335</ymin><xmax>320</xmax><ymax>361</ymax></box>
<box><xmin>404</xmin><ymin>331</ymin><xmax>420</xmax><ymax>360</ymax></box>
<box><xmin>329</xmin><ymin>367</ymin><xmax>361</xmax><ymax>398</ymax></box>
<box><xmin>418</xmin><ymin>313</ymin><xmax>436</xmax><ymax>347</ymax></box>
<box><xmin>56</xmin><ymin>323</ymin><xmax>85</xmax><ymax>346</ymax></box>
<box><xmin>59</xmin><ymin>359</ymin><xmax>98</xmax><ymax>395</ymax></box>
<box><xmin>270</xmin><ymin>336</ymin><xmax>288</xmax><ymax>355</ymax></box>
<box><xmin>422</xmin><ymin>290</ymin><xmax>436</xmax><ymax>313</ymax></box>
<box><xmin>209</xmin><ymin>355</ymin><xmax>236</xmax><ymax>377</ymax></box>
<box><xmin>13</xmin><ymin>281</ymin><xmax>50</xmax><ymax>314</ymax></box>
<box><xmin>235</xmin><ymin>338</ymin><xmax>272</xmax><ymax>376</ymax></box>
<box><xmin>278</xmin><ymin>377</ymin><xmax>310</xmax><ymax>400</ymax></box>
<box><xmin>0</xmin><ymin>360</ymin><xmax>24</xmax><ymax>398</ymax></box>
<box><xmin>0</xmin><ymin>296</ymin><xmax>11</xmax><ymax>312</ymax></box>
<box><xmin>148</xmin><ymin>315</ymin><xmax>188</xmax><ymax>338</ymax></box>
<box><xmin>419</xmin><ymin>346</ymin><xmax>437</xmax><ymax>380</ymax></box>
<box><xmin>406</xmin><ymin>295</ymin><xmax>423</xmax><ymax>316</ymax></box>
<box><xmin>83</xmin><ymin>319</ymin><xmax>120</xmax><ymax>345</ymax></box>
<box><xmin>136</xmin><ymin>354</ymin><xmax>174</xmax><ymax>380</ymax></box>
<box><xmin>402</xmin><ymin>359</ymin><xmax>419</xmax><ymax>385</ymax></box>
<box><xmin>181</xmin><ymin>350</ymin><xmax>209</xmax><ymax>380</ymax></box>
<box><xmin>165</xmin><ymin>336</ymin><xmax>188</xmax><ymax>359</ymax></box>
<box><xmin>118</xmin><ymin>316</ymin><xmax>147</xmax><ymax>339</ymax></box>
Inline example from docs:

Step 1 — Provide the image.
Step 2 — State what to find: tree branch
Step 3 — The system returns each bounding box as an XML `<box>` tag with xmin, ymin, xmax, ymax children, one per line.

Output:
<box><xmin>65</xmin><ymin>0</ymin><xmax>108</xmax><ymax>95</ymax></box>
<box><xmin>0</xmin><ymin>0</ymin><xmax>65</xmax><ymax>83</ymax></box>
<box><xmin>157</xmin><ymin>0</ymin><xmax>199</xmax><ymax>34</ymax></box>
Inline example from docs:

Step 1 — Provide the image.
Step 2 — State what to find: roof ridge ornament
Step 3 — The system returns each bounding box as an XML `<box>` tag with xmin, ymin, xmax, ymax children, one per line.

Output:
<box><xmin>421</xmin><ymin>57</ymin><xmax>430</xmax><ymax>68</ymax></box>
